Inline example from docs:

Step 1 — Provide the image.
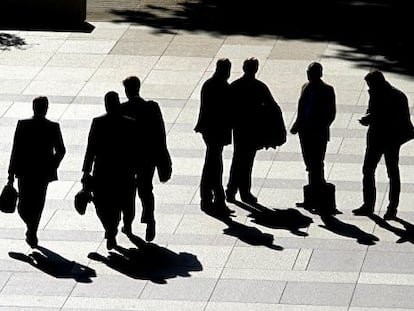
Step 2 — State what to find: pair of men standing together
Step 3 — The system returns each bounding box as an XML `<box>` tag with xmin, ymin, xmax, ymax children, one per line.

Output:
<box><xmin>8</xmin><ymin>76</ymin><xmax>172</xmax><ymax>249</ymax></box>
<box><xmin>195</xmin><ymin>58</ymin><xmax>414</xmax><ymax>220</ymax></box>
<box><xmin>195</xmin><ymin>57</ymin><xmax>286</xmax><ymax>213</ymax></box>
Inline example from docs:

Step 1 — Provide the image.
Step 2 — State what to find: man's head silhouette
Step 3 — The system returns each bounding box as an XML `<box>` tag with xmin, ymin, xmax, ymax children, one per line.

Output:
<box><xmin>104</xmin><ymin>91</ymin><xmax>120</xmax><ymax>114</ymax></box>
<box><xmin>33</xmin><ymin>96</ymin><xmax>48</xmax><ymax>117</ymax></box>
<box><xmin>123</xmin><ymin>76</ymin><xmax>141</xmax><ymax>99</ymax></box>
<box><xmin>215</xmin><ymin>58</ymin><xmax>231</xmax><ymax>80</ymax></box>
<box><xmin>307</xmin><ymin>62</ymin><xmax>323</xmax><ymax>83</ymax></box>
<box><xmin>364</xmin><ymin>70</ymin><xmax>386</xmax><ymax>91</ymax></box>
<box><xmin>243</xmin><ymin>58</ymin><xmax>259</xmax><ymax>77</ymax></box>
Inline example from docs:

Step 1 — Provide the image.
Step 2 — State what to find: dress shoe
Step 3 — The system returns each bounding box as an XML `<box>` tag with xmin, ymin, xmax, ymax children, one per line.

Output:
<box><xmin>106</xmin><ymin>237</ymin><xmax>117</xmax><ymax>250</ymax></box>
<box><xmin>121</xmin><ymin>225</ymin><xmax>132</xmax><ymax>236</ymax></box>
<box><xmin>145</xmin><ymin>221</ymin><xmax>156</xmax><ymax>242</ymax></box>
<box><xmin>319</xmin><ymin>207</ymin><xmax>343</xmax><ymax>216</ymax></box>
<box><xmin>295</xmin><ymin>202</ymin><xmax>306</xmax><ymax>208</ymax></box>
<box><xmin>352</xmin><ymin>205</ymin><xmax>374</xmax><ymax>216</ymax></box>
<box><xmin>240</xmin><ymin>193</ymin><xmax>258</xmax><ymax>204</ymax></box>
<box><xmin>214</xmin><ymin>201</ymin><xmax>235</xmax><ymax>214</ymax></box>
<box><xmin>25</xmin><ymin>235</ymin><xmax>38</xmax><ymax>248</ymax></box>
<box><xmin>200</xmin><ymin>200</ymin><xmax>214</xmax><ymax>212</ymax></box>
<box><xmin>383</xmin><ymin>209</ymin><xmax>397</xmax><ymax>220</ymax></box>
<box><xmin>225</xmin><ymin>190</ymin><xmax>236</xmax><ymax>203</ymax></box>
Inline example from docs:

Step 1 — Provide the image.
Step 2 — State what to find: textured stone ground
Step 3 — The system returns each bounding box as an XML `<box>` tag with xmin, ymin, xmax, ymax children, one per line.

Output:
<box><xmin>1</xmin><ymin>2</ymin><xmax>414</xmax><ymax>310</ymax></box>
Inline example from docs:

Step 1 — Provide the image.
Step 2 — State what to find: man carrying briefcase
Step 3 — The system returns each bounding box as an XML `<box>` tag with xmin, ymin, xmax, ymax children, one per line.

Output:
<box><xmin>290</xmin><ymin>62</ymin><xmax>338</xmax><ymax>215</ymax></box>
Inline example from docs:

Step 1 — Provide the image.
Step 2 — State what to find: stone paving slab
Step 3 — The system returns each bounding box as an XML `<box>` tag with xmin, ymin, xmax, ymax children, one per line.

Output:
<box><xmin>1</xmin><ymin>7</ymin><xmax>414</xmax><ymax>310</ymax></box>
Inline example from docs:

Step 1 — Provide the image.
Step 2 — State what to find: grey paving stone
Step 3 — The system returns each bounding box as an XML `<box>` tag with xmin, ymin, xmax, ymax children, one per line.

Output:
<box><xmin>307</xmin><ymin>250</ymin><xmax>366</xmax><ymax>272</ymax></box>
<box><xmin>362</xmin><ymin>251</ymin><xmax>414</xmax><ymax>273</ymax></box>
<box><xmin>351</xmin><ymin>284</ymin><xmax>414</xmax><ymax>309</ymax></box>
<box><xmin>71</xmin><ymin>274</ymin><xmax>146</xmax><ymax>298</ymax></box>
<box><xmin>139</xmin><ymin>277</ymin><xmax>216</xmax><ymax>301</ymax></box>
<box><xmin>210</xmin><ymin>279</ymin><xmax>285</xmax><ymax>303</ymax></box>
<box><xmin>110</xmin><ymin>40</ymin><xmax>170</xmax><ymax>56</ymax></box>
<box><xmin>280</xmin><ymin>281</ymin><xmax>355</xmax><ymax>306</ymax></box>
<box><xmin>1</xmin><ymin>272</ymin><xmax>75</xmax><ymax>296</ymax></box>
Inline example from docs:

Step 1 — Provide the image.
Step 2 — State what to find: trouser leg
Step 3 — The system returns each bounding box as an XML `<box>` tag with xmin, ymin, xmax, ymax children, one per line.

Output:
<box><xmin>384</xmin><ymin>144</ymin><xmax>401</xmax><ymax>209</ymax></box>
<box><xmin>94</xmin><ymin>184</ymin><xmax>121</xmax><ymax>240</ymax></box>
<box><xmin>238</xmin><ymin>148</ymin><xmax>256</xmax><ymax>197</ymax></box>
<box><xmin>17</xmin><ymin>178</ymin><xmax>48</xmax><ymax>239</ymax></box>
<box><xmin>362</xmin><ymin>145</ymin><xmax>382</xmax><ymax>210</ymax></box>
<box><xmin>137</xmin><ymin>165</ymin><xmax>156</xmax><ymax>224</ymax></box>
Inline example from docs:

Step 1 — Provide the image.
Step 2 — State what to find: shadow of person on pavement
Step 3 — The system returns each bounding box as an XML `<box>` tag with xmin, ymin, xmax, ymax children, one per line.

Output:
<box><xmin>9</xmin><ymin>246</ymin><xmax>96</xmax><ymax>283</ymax></box>
<box><xmin>87</xmin><ymin>233</ymin><xmax>202</xmax><ymax>284</ymax></box>
<box><xmin>232</xmin><ymin>200</ymin><xmax>313</xmax><ymax>237</ymax></box>
<box><xmin>368</xmin><ymin>214</ymin><xmax>414</xmax><ymax>244</ymax></box>
<box><xmin>202</xmin><ymin>207</ymin><xmax>283</xmax><ymax>251</ymax></box>
<box><xmin>319</xmin><ymin>215</ymin><xmax>379</xmax><ymax>246</ymax></box>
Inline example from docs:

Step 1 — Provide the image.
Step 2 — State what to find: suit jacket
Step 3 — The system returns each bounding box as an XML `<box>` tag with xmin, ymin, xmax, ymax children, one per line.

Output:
<box><xmin>194</xmin><ymin>74</ymin><xmax>232</xmax><ymax>145</ymax></box>
<box><xmin>120</xmin><ymin>96</ymin><xmax>172</xmax><ymax>171</ymax></box>
<box><xmin>363</xmin><ymin>82</ymin><xmax>414</xmax><ymax>146</ymax></box>
<box><xmin>231</xmin><ymin>75</ymin><xmax>283</xmax><ymax>149</ymax></box>
<box><xmin>291</xmin><ymin>80</ymin><xmax>336</xmax><ymax>141</ymax></box>
<box><xmin>9</xmin><ymin>116</ymin><xmax>66</xmax><ymax>182</ymax></box>
<box><xmin>82</xmin><ymin>113</ymin><xmax>136</xmax><ymax>180</ymax></box>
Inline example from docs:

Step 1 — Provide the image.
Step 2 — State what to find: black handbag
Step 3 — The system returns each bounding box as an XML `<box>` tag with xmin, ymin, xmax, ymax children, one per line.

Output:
<box><xmin>0</xmin><ymin>183</ymin><xmax>18</xmax><ymax>213</ymax></box>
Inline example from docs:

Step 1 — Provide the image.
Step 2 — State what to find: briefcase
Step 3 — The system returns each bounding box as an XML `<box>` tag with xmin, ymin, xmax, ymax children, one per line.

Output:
<box><xmin>0</xmin><ymin>183</ymin><xmax>18</xmax><ymax>213</ymax></box>
<box><xmin>303</xmin><ymin>182</ymin><xmax>336</xmax><ymax>215</ymax></box>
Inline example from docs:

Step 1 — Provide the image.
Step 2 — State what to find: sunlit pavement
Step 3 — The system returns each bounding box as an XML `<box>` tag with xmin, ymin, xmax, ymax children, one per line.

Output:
<box><xmin>1</xmin><ymin>5</ymin><xmax>414</xmax><ymax>310</ymax></box>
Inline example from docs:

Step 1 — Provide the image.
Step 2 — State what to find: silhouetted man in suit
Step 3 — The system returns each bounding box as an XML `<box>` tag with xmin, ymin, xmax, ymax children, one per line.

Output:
<box><xmin>120</xmin><ymin>76</ymin><xmax>172</xmax><ymax>242</ymax></box>
<box><xmin>195</xmin><ymin>58</ymin><xmax>233</xmax><ymax>214</ymax></box>
<box><xmin>8</xmin><ymin>96</ymin><xmax>66</xmax><ymax>248</ymax></box>
<box><xmin>353</xmin><ymin>70</ymin><xmax>414</xmax><ymax>219</ymax></box>
<box><xmin>226</xmin><ymin>57</ymin><xmax>279</xmax><ymax>204</ymax></box>
<box><xmin>82</xmin><ymin>91</ymin><xmax>136</xmax><ymax>250</ymax></box>
<box><xmin>291</xmin><ymin>62</ymin><xmax>336</xmax><ymax>190</ymax></box>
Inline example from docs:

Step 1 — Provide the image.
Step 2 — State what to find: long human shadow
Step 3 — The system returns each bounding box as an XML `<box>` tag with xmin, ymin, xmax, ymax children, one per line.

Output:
<box><xmin>9</xmin><ymin>246</ymin><xmax>96</xmax><ymax>283</ymax></box>
<box><xmin>232</xmin><ymin>200</ymin><xmax>313</xmax><ymax>237</ymax></box>
<box><xmin>368</xmin><ymin>214</ymin><xmax>414</xmax><ymax>244</ymax></box>
<box><xmin>87</xmin><ymin>234</ymin><xmax>203</xmax><ymax>284</ymax></box>
<box><xmin>202</xmin><ymin>207</ymin><xmax>283</xmax><ymax>251</ymax></box>
<box><xmin>319</xmin><ymin>214</ymin><xmax>379</xmax><ymax>246</ymax></box>
<box><xmin>110</xmin><ymin>0</ymin><xmax>414</xmax><ymax>75</ymax></box>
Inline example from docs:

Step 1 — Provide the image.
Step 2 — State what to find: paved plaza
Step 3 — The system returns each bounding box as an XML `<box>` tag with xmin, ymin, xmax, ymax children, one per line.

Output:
<box><xmin>1</xmin><ymin>3</ymin><xmax>414</xmax><ymax>310</ymax></box>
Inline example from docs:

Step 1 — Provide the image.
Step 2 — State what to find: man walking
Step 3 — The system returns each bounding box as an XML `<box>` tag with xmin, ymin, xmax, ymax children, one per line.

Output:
<box><xmin>120</xmin><ymin>76</ymin><xmax>172</xmax><ymax>242</ymax></box>
<box><xmin>82</xmin><ymin>91</ymin><xmax>136</xmax><ymax>249</ymax></box>
<box><xmin>8</xmin><ymin>96</ymin><xmax>66</xmax><ymax>248</ymax></box>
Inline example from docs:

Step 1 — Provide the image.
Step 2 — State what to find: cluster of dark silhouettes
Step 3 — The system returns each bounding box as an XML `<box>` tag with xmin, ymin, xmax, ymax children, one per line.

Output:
<box><xmin>5</xmin><ymin>57</ymin><xmax>414</xmax><ymax>252</ymax></box>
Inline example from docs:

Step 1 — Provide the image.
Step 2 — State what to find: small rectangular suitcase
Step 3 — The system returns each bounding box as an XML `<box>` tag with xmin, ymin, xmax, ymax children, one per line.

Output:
<box><xmin>303</xmin><ymin>182</ymin><xmax>336</xmax><ymax>214</ymax></box>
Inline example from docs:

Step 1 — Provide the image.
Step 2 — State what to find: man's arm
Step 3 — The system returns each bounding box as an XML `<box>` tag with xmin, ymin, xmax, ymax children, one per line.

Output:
<box><xmin>152</xmin><ymin>102</ymin><xmax>172</xmax><ymax>182</ymax></box>
<box><xmin>53</xmin><ymin>123</ymin><xmax>66</xmax><ymax>169</ymax></box>
<box><xmin>8</xmin><ymin>121</ymin><xmax>21</xmax><ymax>184</ymax></box>
<box><xmin>82</xmin><ymin>120</ymin><xmax>97</xmax><ymax>177</ymax></box>
<box><xmin>327</xmin><ymin>85</ymin><xmax>336</xmax><ymax>126</ymax></box>
<box><xmin>290</xmin><ymin>84</ymin><xmax>307</xmax><ymax>134</ymax></box>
